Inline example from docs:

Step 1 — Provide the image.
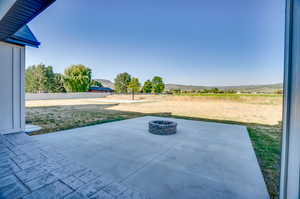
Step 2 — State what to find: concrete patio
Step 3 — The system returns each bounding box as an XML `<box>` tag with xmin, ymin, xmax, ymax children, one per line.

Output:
<box><xmin>0</xmin><ymin>116</ymin><xmax>269</xmax><ymax>199</ymax></box>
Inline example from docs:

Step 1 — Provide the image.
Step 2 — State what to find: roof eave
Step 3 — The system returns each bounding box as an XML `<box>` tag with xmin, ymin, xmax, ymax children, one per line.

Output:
<box><xmin>6</xmin><ymin>25</ymin><xmax>41</xmax><ymax>47</ymax></box>
<box><xmin>0</xmin><ymin>0</ymin><xmax>55</xmax><ymax>40</ymax></box>
<box><xmin>5</xmin><ymin>36</ymin><xmax>40</xmax><ymax>48</ymax></box>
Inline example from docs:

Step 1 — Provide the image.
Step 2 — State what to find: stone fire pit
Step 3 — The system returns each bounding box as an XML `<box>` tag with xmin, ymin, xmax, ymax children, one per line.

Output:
<box><xmin>148</xmin><ymin>120</ymin><xmax>177</xmax><ymax>135</ymax></box>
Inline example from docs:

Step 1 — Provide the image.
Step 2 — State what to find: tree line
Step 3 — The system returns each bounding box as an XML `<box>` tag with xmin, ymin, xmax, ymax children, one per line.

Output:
<box><xmin>114</xmin><ymin>72</ymin><xmax>165</xmax><ymax>99</ymax></box>
<box><xmin>25</xmin><ymin>64</ymin><xmax>100</xmax><ymax>93</ymax></box>
<box><xmin>169</xmin><ymin>88</ymin><xmax>237</xmax><ymax>94</ymax></box>
<box><xmin>114</xmin><ymin>72</ymin><xmax>165</xmax><ymax>94</ymax></box>
<box><xmin>25</xmin><ymin>64</ymin><xmax>165</xmax><ymax>96</ymax></box>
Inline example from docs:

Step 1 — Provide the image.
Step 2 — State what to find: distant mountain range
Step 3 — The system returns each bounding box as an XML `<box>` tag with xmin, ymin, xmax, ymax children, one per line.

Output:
<box><xmin>94</xmin><ymin>79</ymin><xmax>283</xmax><ymax>93</ymax></box>
<box><xmin>165</xmin><ymin>83</ymin><xmax>283</xmax><ymax>93</ymax></box>
<box><xmin>94</xmin><ymin>79</ymin><xmax>115</xmax><ymax>89</ymax></box>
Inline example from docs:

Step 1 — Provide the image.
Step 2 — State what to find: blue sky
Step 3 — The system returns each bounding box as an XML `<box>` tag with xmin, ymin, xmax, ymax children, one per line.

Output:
<box><xmin>26</xmin><ymin>0</ymin><xmax>285</xmax><ymax>86</ymax></box>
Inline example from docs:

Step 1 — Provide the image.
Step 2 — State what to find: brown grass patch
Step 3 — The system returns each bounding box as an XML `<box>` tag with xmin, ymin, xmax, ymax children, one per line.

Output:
<box><xmin>106</xmin><ymin>95</ymin><xmax>282</xmax><ymax>125</ymax></box>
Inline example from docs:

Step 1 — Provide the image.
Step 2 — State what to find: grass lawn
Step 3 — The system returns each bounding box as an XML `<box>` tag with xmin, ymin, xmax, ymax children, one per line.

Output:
<box><xmin>26</xmin><ymin>104</ymin><xmax>281</xmax><ymax>199</ymax></box>
<box><xmin>248</xmin><ymin>125</ymin><xmax>281</xmax><ymax>199</ymax></box>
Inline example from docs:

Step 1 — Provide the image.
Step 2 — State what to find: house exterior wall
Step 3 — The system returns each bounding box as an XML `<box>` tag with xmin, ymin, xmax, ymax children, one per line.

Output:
<box><xmin>0</xmin><ymin>41</ymin><xmax>25</xmax><ymax>134</ymax></box>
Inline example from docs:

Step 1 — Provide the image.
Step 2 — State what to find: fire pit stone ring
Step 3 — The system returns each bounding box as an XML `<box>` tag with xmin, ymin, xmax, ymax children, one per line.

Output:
<box><xmin>148</xmin><ymin>120</ymin><xmax>177</xmax><ymax>135</ymax></box>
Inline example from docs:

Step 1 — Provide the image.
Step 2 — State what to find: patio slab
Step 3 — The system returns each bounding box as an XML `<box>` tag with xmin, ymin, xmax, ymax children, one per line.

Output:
<box><xmin>31</xmin><ymin>116</ymin><xmax>269</xmax><ymax>199</ymax></box>
<box><xmin>0</xmin><ymin>132</ymin><xmax>147</xmax><ymax>198</ymax></box>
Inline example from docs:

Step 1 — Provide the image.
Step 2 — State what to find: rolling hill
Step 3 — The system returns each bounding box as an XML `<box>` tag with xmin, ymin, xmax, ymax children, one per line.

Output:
<box><xmin>94</xmin><ymin>79</ymin><xmax>283</xmax><ymax>93</ymax></box>
<box><xmin>166</xmin><ymin>83</ymin><xmax>283</xmax><ymax>93</ymax></box>
<box><xmin>94</xmin><ymin>79</ymin><xmax>114</xmax><ymax>89</ymax></box>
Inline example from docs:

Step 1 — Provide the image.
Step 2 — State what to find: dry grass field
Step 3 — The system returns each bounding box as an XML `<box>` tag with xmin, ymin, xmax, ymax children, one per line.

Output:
<box><xmin>26</xmin><ymin>94</ymin><xmax>283</xmax><ymax>198</ymax></box>
<box><xmin>105</xmin><ymin>94</ymin><xmax>283</xmax><ymax>125</ymax></box>
<box><xmin>26</xmin><ymin>94</ymin><xmax>283</xmax><ymax>125</ymax></box>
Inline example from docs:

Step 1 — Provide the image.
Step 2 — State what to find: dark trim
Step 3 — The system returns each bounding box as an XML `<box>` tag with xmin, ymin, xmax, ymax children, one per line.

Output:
<box><xmin>5</xmin><ymin>36</ymin><xmax>40</xmax><ymax>47</ymax></box>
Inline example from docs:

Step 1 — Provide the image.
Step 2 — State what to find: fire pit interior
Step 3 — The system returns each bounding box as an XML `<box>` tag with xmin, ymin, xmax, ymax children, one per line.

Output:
<box><xmin>149</xmin><ymin>120</ymin><xmax>177</xmax><ymax>135</ymax></box>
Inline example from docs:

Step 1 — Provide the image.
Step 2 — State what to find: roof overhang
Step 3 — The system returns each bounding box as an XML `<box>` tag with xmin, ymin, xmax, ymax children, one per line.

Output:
<box><xmin>5</xmin><ymin>25</ymin><xmax>40</xmax><ymax>47</ymax></box>
<box><xmin>0</xmin><ymin>0</ymin><xmax>55</xmax><ymax>47</ymax></box>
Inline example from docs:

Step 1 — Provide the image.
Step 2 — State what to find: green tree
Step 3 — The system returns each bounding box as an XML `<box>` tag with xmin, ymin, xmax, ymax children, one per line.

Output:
<box><xmin>25</xmin><ymin>64</ymin><xmax>55</xmax><ymax>93</ymax></box>
<box><xmin>211</xmin><ymin>88</ymin><xmax>220</xmax><ymax>93</ymax></box>
<box><xmin>171</xmin><ymin>89</ymin><xmax>181</xmax><ymax>94</ymax></box>
<box><xmin>142</xmin><ymin>80</ymin><xmax>153</xmax><ymax>93</ymax></box>
<box><xmin>91</xmin><ymin>80</ymin><xmax>103</xmax><ymax>87</ymax></box>
<box><xmin>63</xmin><ymin>65</ymin><xmax>92</xmax><ymax>92</ymax></box>
<box><xmin>152</xmin><ymin>76</ymin><xmax>165</xmax><ymax>94</ymax></box>
<box><xmin>51</xmin><ymin>73</ymin><xmax>66</xmax><ymax>93</ymax></box>
<box><xmin>202</xmin><ymin>89</ymin><xmax>210</xmax><ymax>93</ymax></box>
<box><xmin>128</xmin><ymin>77</ymin><xmax>141</xmax><ymax>100</ymax></box>
<box><xmin>114</xmin><ymin>72</ymin><xmax>131</xmax><ymax>93</ymax></box>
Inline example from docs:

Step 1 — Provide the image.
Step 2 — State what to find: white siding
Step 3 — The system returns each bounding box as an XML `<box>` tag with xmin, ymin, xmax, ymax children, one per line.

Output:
<box><xmin>0</xmin><ymin>41</ymin><xmax>25</xmax><ymax>134</ymax></box>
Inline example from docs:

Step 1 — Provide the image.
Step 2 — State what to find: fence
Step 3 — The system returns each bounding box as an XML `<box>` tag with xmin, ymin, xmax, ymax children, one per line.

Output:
<box><xmin>26</xmin><ymin>92</ymin><xmax>111</xmax><ymax>101</ymax></box>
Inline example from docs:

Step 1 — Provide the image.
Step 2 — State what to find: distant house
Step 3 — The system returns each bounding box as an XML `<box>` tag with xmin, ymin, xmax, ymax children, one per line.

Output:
<box><xmin>89</xmin><ymin>86</ymin><xmax>114</xmax><ymax>93</ymax></box>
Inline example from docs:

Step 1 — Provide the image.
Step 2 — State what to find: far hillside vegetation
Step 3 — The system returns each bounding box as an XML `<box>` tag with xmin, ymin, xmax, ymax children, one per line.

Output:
<box><xmin>165</xmin><ymin>83</ymin><xmax>283</xmax><ymax>94</ymax></box>
<box><xmin>97</xmin><ymin>79</ymin><xmax>283</xmax><ymax>95</ymax></box>
<box><xmin>25</xmin><ymin>64</ymin><xmax>282</xmax><ymax>95</ymax></box>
